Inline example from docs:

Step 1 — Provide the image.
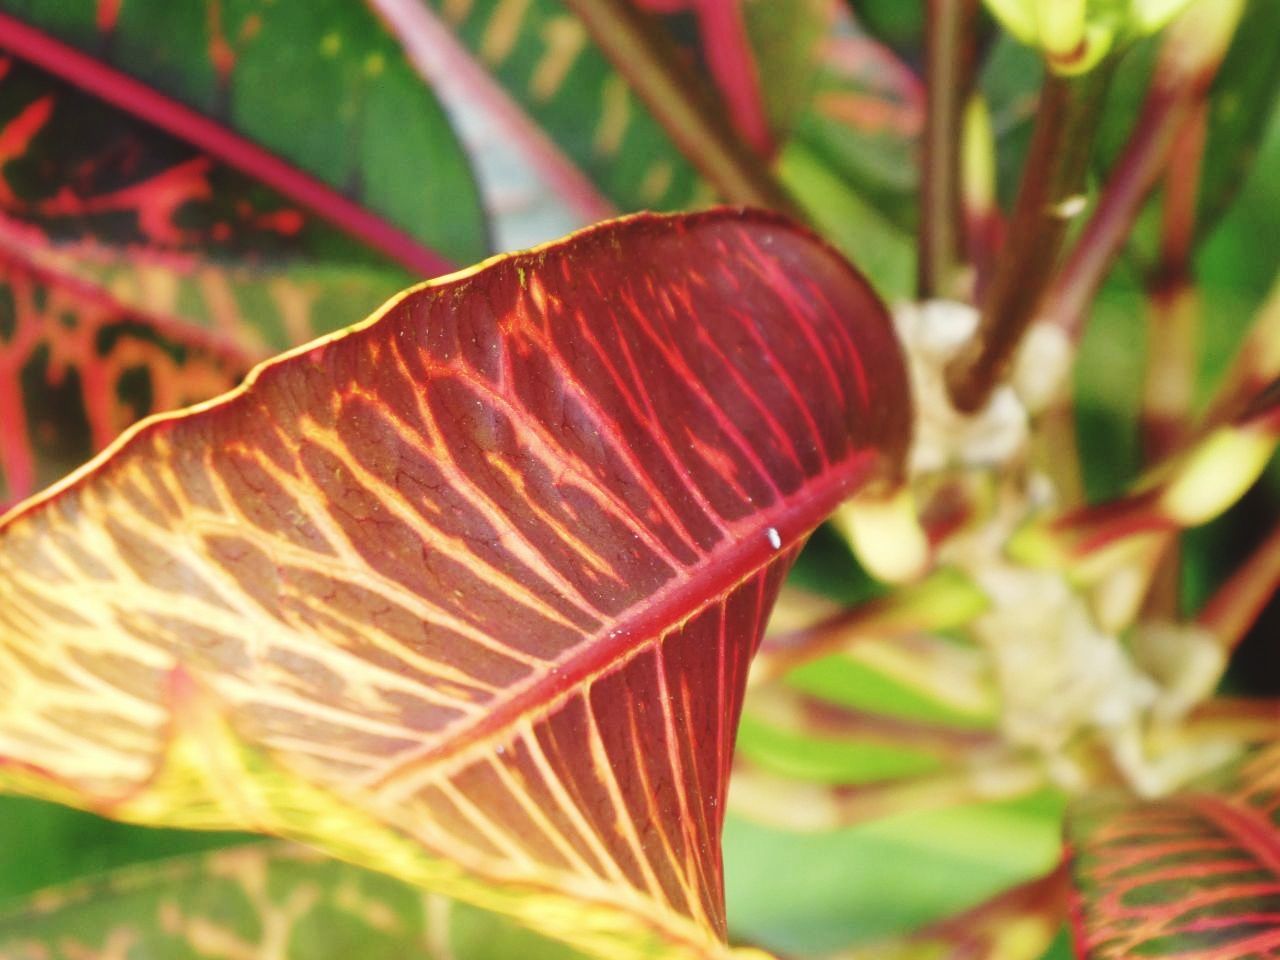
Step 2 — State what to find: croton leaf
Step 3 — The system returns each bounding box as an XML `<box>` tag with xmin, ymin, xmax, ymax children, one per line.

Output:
<box><xmin>0</xmin><ymin>209</ymin><xmax>911</xmax><ymax>959</ymax></box>
<box><xmin>1067</xmin><ymin>742</ymin><xmax>1280</xmax><ymax>960</ymax></box>
<box><xmin>407</xmin><ymin>0</ymin><xmax>707</xmax><ymax>214</ymax></box>
<box><xmin>0</xmin><ymin>20</ymin><xmax>433</xmax><ymax>351</ymax></box>
<box><xmin>0</xmin><ymin>253</ymin><xmax>251</xmax><ymax>509</ymax></box>
<box><xmin>0</xmin><ymin>843</ymin><xmax>585</xmax><ymax>960</ymax></box>
<box><xmin>0</xmin><ymin>12</ymin><xmax>478</xmax><ymax>505</ymax></box>
<box><xmin>1198</xmin><ymin>0</ymin><xmax>1280</xmax><ymax>233</ymax></box>
<box><xmin>0</xmin><ymin>0</ymin><xmax>488</xmax><ymax>266</ymax></box>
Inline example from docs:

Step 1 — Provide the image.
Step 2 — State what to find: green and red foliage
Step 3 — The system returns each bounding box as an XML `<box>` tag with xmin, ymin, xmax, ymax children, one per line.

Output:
<box><xmin>0</xmin><ymin>209</ymin><xmax>909</xmax><ymax>958</ymax></box>
<box><xmin>1068</xmin><ymin>744</ymin><xmax>1280</xmax><ymax>960</ymax></box>
<box><xmin>0</xmin><ymin>1</ymin><xmax>1276</xmax><ymax>959</ymax></box>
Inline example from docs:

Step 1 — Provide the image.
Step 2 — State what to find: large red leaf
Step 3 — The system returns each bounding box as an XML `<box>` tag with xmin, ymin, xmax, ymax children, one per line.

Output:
<box><xmin>0</xmin><ymin>209</ymin><xmax>910</xmax><ymax>958</ymax></box>
<box><xmin>1067</xmin><ymin>743</ymin><xmax>1280</xmax><ymax>960</ymax></box>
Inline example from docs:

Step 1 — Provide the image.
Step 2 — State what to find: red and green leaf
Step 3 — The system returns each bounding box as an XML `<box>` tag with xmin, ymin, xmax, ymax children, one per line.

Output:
<box><xmin>0</xmin><ymin>254</ymin><xmax>250</xmax><ymax>508</ymax></box>
<box><xmin>0</xmin><ymin>0</ymin><xmax>488</xmax><ymax>265</ymax></box>
<box><xmin>0</xmin><ymin>45</ymin><xmax>418</xmax><ymax>349</ymax></box>
<box><xmin>0</xmin><ymin>210</ymin><xmax>911</xmax><ymax>958</ymax></box>
<box><xmin>0</xmin><ymin>843</ymin><xmax>585</xmax><ymax>960</ymax></box>
<box><xmin>405</xmin><ymin>0</ymin><xmax>707</xmax><ymax>214</ymax></box>
<box><xmin>790</xmin><ymin>11</ymin><xmax>923</xmax><ymax>234</ymax></box>
<box><xmin>1067</xmin><ymin>743</ymin><xmax>1280</xmax><ymax>960</ymax></box>
<box><xmin>0</xmin><ymin>8</ymin><xmax>493</xmax><ymax>505</ymax></box>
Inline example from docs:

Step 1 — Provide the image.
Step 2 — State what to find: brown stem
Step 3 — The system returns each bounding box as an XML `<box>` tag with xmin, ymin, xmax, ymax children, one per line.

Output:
<box><xmin>945</xmin><ymin>67</ymin><xmax>1113</xmax><ymax>413</ymax></box>
<box><xmin>919</xmin><ymin>0</ymin><xmax>979</xmax><ymax>299</ymax></box>
<box><xmin>562</xmin><ymin>0</ymin><xmax>801</xmax><ymax>216</ymax></box>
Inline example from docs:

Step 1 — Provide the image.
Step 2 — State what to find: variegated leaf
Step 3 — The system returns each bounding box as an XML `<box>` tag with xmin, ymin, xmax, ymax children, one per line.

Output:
<box><xmin>0</xmin><ymin>47</ymin><xmax>418</xmax><ymax>352</ymax></box>
<box><xmin>0</xmin><ymin>253</ymin><xmax>250</xmax><ymax>509</ymax></box>
<box><xmin>1067</xmin><ymin>742</ymin><xmax>1280</xmax><ymax>960</ymax></box>
<box><xmin>0</xmin><ymin>843</ymin><xmax>584</xmax><ymax>960</ymax></box>
<box><xmin>0</xmin><ymin>0</ymin><xmax>488</xmax><ymax>265</ymax></box>
<box><xmin>0</xmin><ymin>209</ymin><xmax>911</xmax><ymax>959</ymax></box>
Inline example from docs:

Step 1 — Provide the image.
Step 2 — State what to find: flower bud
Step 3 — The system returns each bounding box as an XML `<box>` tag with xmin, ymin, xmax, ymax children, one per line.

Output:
<box><xmin>982</xmin><ymin>0</ymin><xmax>1200</xmax><ymax>74</ymax></box>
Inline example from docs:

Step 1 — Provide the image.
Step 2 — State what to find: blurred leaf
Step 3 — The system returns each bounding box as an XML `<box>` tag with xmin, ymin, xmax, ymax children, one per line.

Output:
<box><xmin>724</xmin><ymin>791</ymin><xmax>1067</xmax><ymax>956</ymax></box>
<box><xmin>415</xmin><ymin>0</ymin><xmax>706</xmax><ymax>212</ymax></box>
<box><xmin>1199</xmin><ymin>0</ymin><xmax>1280</xmax><ymax>232</ymax></box>
<box><xmin>786</xmin><ymin>641</ymin><xmax>1000</xmax><ymax>731</ymax></box>
<box><xmin>0</xmin><ymin>843</ymin><xmax>584</xmax><ymax>960</ymax></box>
<box><xmin>0</xmin><ymin>210</ymin><xmax>911</xmax><ymax>960</ymax></box>
<box><xmin>1067</xmin><ymin>743</ymin><xmax>1280</xmax><ymax>960</ymax></box>
<box><xmin>740</xmin><ymin>0</ymin><xmax>830</xmax><ymax>145</ymax></box>
<box><xmin>829</xmin><ymin>865</ymin><xmax>1067</xmax><ymax>960</ymax></box>
<box><xmin>0</xmin><ymin>797</ymin><xmax>246</xmax><ymax>906</ymax></box>
<box><xmin>792</xmin><ymin>14</ymin><xmax>923</xmax><ymax>234</ymax></box>
<box><xmin>840</xmin><ymin>0</ymin><xmax>925</xmax><ymax>57</ymax></box>
<box><xmin>779</xmin><ymin>139</ymin><xmax>916</xmax><ymax>300</ymax></box>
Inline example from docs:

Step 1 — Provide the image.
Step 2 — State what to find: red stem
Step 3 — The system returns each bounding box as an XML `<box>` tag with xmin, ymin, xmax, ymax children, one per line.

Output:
<box><xmin>1040</xmin><ymin>84</ymin><xmax>1191</xmax><ymax>341</ymax></box>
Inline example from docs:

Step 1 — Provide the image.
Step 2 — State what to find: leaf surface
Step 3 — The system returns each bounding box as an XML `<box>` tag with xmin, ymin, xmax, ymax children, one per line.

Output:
<box><xmin>0</xmin><ymin>209</ymin><xmax>911</xmax><ymax>959</ymax></box>
<box><xmin>0</xmin><ymin>26</ymin><xmax>452</xmax><ymax>504</ymax></box>
<box><xmin>0</xmin><ymin>0</ymin><xmax>488</xmax><ymax>265</ymax></box>
<box><xmin>0</xmin><ymin>253</ymin><xmax>250</xmax><ymax>508</ymax></box>
<box><xmin>0</xmin><ymin>27</ymin><xmax>425</xmax><ymax>350</ymax></box>
<box><xmin>1067</xmin><ymin>743</ymin><xmax>1280</xmax><ymax>960</ymax></box>
<box><xmin>0</xmin><ymin>843</ymin><xmax>584</xmax><ymax>960</ymax></box>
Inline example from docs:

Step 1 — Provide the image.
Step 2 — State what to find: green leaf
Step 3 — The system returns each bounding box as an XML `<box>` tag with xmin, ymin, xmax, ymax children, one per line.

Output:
<box><xmin>0</xmin><ymin>843</ymin><xmax>584</xmax><ymax>960</ymax></box>
<box><xmin>0</xmin><ymin>210</ymin><xmax>911</xmax><ymax>960</ymax></box>
<box><xmin>1198</xmin><ymin>0</ymin><xmax>1280</xmax><ymax>232</ymax></box>
<box><xmin>791</xmin><ymin>14</ymin><xmax>923</xmax><ymax>235</ymax></box>
<box><xmin>1067</xmin><ymin>742</ymin><xmax>1280</xmax><ymax>960</ymax></box>
<box><xmin>724</xmin><ymin>791</ymin><xmax>1067</xmax><ymax>956</ymax></box>
<box><xmin>778</xmin><ymin>140</ymin><xmax>916</xmax><ymax>301</ymax></box>
<box><xmin>0</xmin><ymin>796</ymin><xmax>245</xmax><ymax>905</ymax></box>
<box><xmin>839</xmin><ymin>0</ymin><xmax>925</xmax><ymax>57</ymax></box>
<box><xmin>417</xmin><ymin>0</ymin><xmax>706</xmax><ymax>213</ymax></box>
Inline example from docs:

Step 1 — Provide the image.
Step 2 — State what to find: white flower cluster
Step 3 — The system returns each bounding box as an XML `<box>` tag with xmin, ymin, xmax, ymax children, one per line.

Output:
<box><xmin>892</xmin><ymin>301</ymin><xmax>1237</xmax><ymax>796</ymax></box>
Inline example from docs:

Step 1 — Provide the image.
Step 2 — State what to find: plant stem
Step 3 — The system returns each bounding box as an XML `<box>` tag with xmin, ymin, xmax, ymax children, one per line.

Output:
<box><xmin>1196</xmin><ymin>520</ymin><xmax>1280</xmax><ymax>652</ymax></box>
<box><xmin>1141</xmin><ymin>105</ymin><xmax>1208</xmax><ymax>619</ymax></box>
<box><xmin>751</xmin><ymin>569</ymin><xmax>985</xmax><ymax>685</ymax></box>
<box><xmin>1034</xmin><ymin>0</ymin><xmax>1245</xmax><ymax>340</ymax></box>
<box><xmin>562</xmin><ymin>0</ymin><xmax>801</xmax><ymax>216</ymax></box>
<box><xmin>1042</xmin><ymin>84</ymin><xmax>1190</xmax><ymax>342</ymax></box>
<box><xmin>919</xmin><ymin>0</ymin><xmax>978</xmax><ymax>300</ymax></box>
<box><xmin>945</xmin><ymin>67</ymin><xmax>1113</xmax><ymax>413</ymax></box>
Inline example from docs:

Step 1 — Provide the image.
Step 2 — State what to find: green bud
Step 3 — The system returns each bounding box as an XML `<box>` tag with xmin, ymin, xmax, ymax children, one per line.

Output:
<box><xmin>982</xmin><ymin>0</ymin><xmax>1199</xmax><ymax>74</ymax></box>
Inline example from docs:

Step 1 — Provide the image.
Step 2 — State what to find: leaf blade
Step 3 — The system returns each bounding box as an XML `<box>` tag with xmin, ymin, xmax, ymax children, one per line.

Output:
<box><xmin>0</xmin><ymin>209</ymin><xmax>911</xmax><ymax>958</ymax></box>
<box><xmin>1067</xmin><ymin>743</ymin><xmax>1280</xmax><ymax>960</ymax></box>
<box><xmin>0</xmin><ymin>842</ymin><xmax>587</xmax><ymax>960</ymax></box>
<box><xmin>0</xmin><ymin>0</ymin><xmax>488</xmax><ymax>266</ymax></box>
